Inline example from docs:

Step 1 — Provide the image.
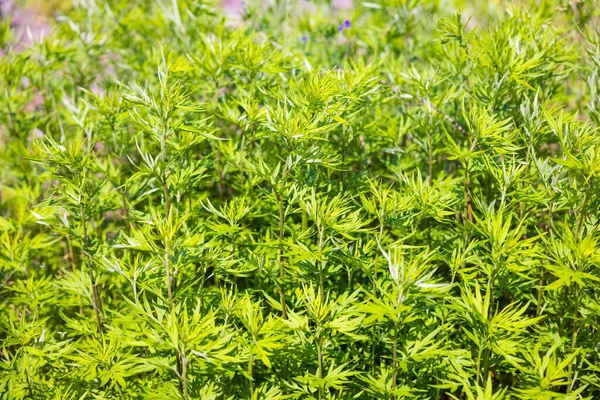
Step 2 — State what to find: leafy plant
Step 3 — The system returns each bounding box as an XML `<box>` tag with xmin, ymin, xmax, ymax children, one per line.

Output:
<box><xmin>1</xmin><ymin>0</ymin><xmax>600</xmax><ymax>398</ymax></box>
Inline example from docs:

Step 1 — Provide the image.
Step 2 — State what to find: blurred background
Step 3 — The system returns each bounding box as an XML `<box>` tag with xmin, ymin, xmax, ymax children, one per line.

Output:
<box><xmin>0</xmin><ymin>0</ymin><xmax>523</xmax><ymax>35</ymax></box>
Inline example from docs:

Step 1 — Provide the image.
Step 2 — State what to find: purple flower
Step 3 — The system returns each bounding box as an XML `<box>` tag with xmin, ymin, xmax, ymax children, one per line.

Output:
<box><xmin>301</xmin><ymin>36</ymin><xmax>308</xmax><ymax>43</ymax></box>
<box><xmin>338</xmin><ymin>19</ymin><xmax>351</xmax><ymax>31</ymax></box>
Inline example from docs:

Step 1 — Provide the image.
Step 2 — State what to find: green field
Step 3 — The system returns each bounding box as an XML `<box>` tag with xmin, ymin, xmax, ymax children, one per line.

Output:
<box><xmin>1</xmin><ymin>0</ymin><xmax>600</xmax><ymax>398</ymax></box>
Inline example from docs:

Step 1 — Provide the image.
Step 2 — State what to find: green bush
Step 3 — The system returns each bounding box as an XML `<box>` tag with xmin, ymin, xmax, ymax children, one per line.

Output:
<box><xmin>1</xmin><ymin>0</ymin><xmax>600</xmax><ymax>398</ymax></box>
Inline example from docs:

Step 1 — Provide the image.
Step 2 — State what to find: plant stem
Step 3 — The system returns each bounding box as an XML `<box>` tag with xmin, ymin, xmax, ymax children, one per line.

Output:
<box><xmin>66</xmin><ymin>234</ymin><xmax>84</xmax><ymax>315</ymax></box>
<box><xmin>216</xmin><ymin>149</ymin><xmax>224</xmax><ymax>199</ymax></box>
<box><xmin>66</xmin><ymin>234</ymin><xmax>75</xmax><ymax>272</ymax></box>
<box><xmin>428</xmin><ymin>126</ymin><xmax>434</xmax><ymax>187</ymax></box>
<box><xmin>248</xmin><ymin>353</ymin><xmax>254</xmax><ymax>396</ymax></box>
<box><xmin>80</xmin><ymin>202</ymin><xmax>102</xmax><ymax>334</ymax></box>
<box><xmin>341</xmin><ymin>124</ymin><xmax>346</xmax><ymax>190</ymax></box>
<box><xmin>576</xmin><ymin>180</ymin><xmax>591</xmax><ymax>238</ymax></box>
<box><xmin>161</xmin><ymin>127</ymin><xmax>174</xmax><ymax>312</ymax></box>
<box><xmin>391</xmin><ymin>319</ymin><xmax>398</xmax><ymax>399</ymax></box>
<box><xmin>25</xmin><ymin>368</ymin><xmax>34</xmax><ymax>400</ymax></box>
<box><xmin>164</xmin><ymin>239</ymin><xmax>173</xmax><ymax>311</ymax></box>
<box><xmin>476</xmin><ymin>345</ymin><xmax>484</xmax><ymax>386</ymax></box>
<box><xmin>318</xmin><ymin>230</ymin><xmax>325</xmax><ymax>306</ymax></box>
<box><xmin>121</xmin><ymin>187</ymin><xmax>131</xmax><ymax>234</ymax></box>
<box><xmin>537</xmin><ymin>202</ymin><xmax>553</xmax><ymax>317</ymax></box>
<box><xmin>161</xmin><ymin>119</ymin><xmax>187</xmax><ymax>398</ymax></box>
<box><xmin>568</xmin><ymin>179</ymin><xmax>592</xmax><ymax>391</ymax></box>
<box><xmin>465</xmin><ymin>166</ymin><xmax>473</xmax><ymax>224</ymax></box>
<box><xmin>372</xmin><ymin>224</ymin><xmax>384</xmax><ymax>374</ymax></box>
<box><xmin>317</xmin><ymin>327</ymin><xmax>324</xmax><ymax>400</ymax></box>
<box><xmin>567</xmin><ymin>286</ymin><xmax>580</xmax><ymax>394</ymax></box>
<box><xmin>179</xmin><ymin>348</ymin><xmax>189</xmax><ymax>399</ymax></box>
<box><xmin>160</xmin><ymin>116</ymin><xmax>175</xmax><ymax>301</ymax></box>
<box><xmin>319</xmin><ymin>266</ymin><xmax>325</xmax><ymax>308</ymax></box>
<box><xmin>277</xmin><ymin>195</ymin><xmax>287</xmax><ymax>318</ymax></box>
<box><xmin>302</xmin><ymin>209</ymin><xmax>308</xmax><ymax>231</ymax></box>
<box><xmin>239</xmin><ymin>135</ymin><xmax>245</xmax><ymax>188</ymax></box>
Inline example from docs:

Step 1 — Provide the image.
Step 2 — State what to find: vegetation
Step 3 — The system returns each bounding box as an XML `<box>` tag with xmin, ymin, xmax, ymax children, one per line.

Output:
<box><xmin>1</xmin><ymin>0</ymin><xmax>600</xmax><ymax>398</ymax></box>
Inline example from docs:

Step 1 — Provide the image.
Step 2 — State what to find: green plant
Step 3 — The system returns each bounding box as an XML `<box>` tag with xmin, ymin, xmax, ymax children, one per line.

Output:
<box><xmin>1</xmin><ymin>0</ymin><xmax>600</xmax><ymax>398</ymax></box>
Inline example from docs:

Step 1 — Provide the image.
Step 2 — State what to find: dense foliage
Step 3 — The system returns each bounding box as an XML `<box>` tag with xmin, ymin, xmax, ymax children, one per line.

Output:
<box><xmin>2</xmin><ymin>0</ymin><xmax>600</xmax><ymax>398</ymax></box>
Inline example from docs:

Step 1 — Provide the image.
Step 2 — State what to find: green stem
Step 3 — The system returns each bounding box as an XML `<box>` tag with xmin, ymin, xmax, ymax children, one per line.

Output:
<box><xmin>372</xmin><ymin>224</ymin><xmax>384</xmax><ymax>374</ymax></box>
<box><xmin>567</xmin><ymin>286</ymin><xmax>580</xmax><ymax>394</ymax></box>
<box><xmin>161</xmin><ymin>120</ymin><xmax>174</xmax><ymax>312</ymax></box>
<box><xmin>248</xmin><ymin>353</ymin><xmax>254</xmax><ymax>396</ymax></box>
<box><xmin>66</xmin><ymin>234</ymin><xmax>84</xmax><ymax>315</ymax></box>
<box><xmin>568</xmin><ymin>179</ymin><xmax>593</xmax><ymax>392</ymax></box>
<box><xmin>317</xmin><ymin>328</ymin><xmax>324</xmax><ymax>400</ymax></box>
<box><xmin>319</xmin><ymin>266</ymin><xmax>325</xmax><ymax>307</ymax></box>
<box><xmin>318</xmin><ymin>230</ymin><xmax>325</xmax><ymax>306</ymax></box>
<box><xmin>25</xmin><ymin>368</ymin><xmax>34</xmax><ymax>400</ymax></box>
<box><xmin>80</xmin><ymin>202</ymin><xmax>102</xmax><ymax>334</ymax></box>
<box><xmin>277</xmin><ymin>195</ymin><xmax>287</xmax><ymax>318</ymax></box>
<box><xmin>576</xmin><ymin>179</ymin><xmax>591</xmax><ymax>238</ymax></box>
<box><xmin>537</xmin><ymin>202</ymin><xmax>553</xmax><ymax>317</ymax></box>
<box><xmin>341</xmin><ymin>124</ymin><xmax>346</xmax><ymax>190</ymax></box>
<box><xmin>465</xmin><ymin>165</ymin><xmax>473</xmax><ymax>224</ymax></box>
<box><xmin>121</xmin><ymin>187</ymin><xmax>131</xmax><ymax>235</ymax></box>
<box><xmin>428</xmin><ymin>125</ymin><xmax>434</xmax><ymax>187</ymax></box>
<box><xmin>164</xmin><ymin>239</ymin><xmax>173</xmax><ymax>311</ymax></box>
<box><xmin>391</xmin><ymin>319</ymin><xmax>398</xmax><ymax>399</ymax></box>
<box><xmin>476</xmin><ymin>344</ymin><xmax>484</xmax><ymax>386</ymax></box>
<box><xmin>161</xmin><ymin>119</ymin><xmax>187</xmax><ymax>398</ymax></box>
<box><xmin>178</xmin><ymin>347</ymin><xmax>189</xmax><ymax>399</ymax></box>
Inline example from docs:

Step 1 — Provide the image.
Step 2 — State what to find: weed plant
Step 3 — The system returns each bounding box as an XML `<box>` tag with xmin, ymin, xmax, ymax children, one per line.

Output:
<box><xmin>1</xmin><ymin>0</ymin><xmax>600</xmax><ymax>398</ymax></box>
